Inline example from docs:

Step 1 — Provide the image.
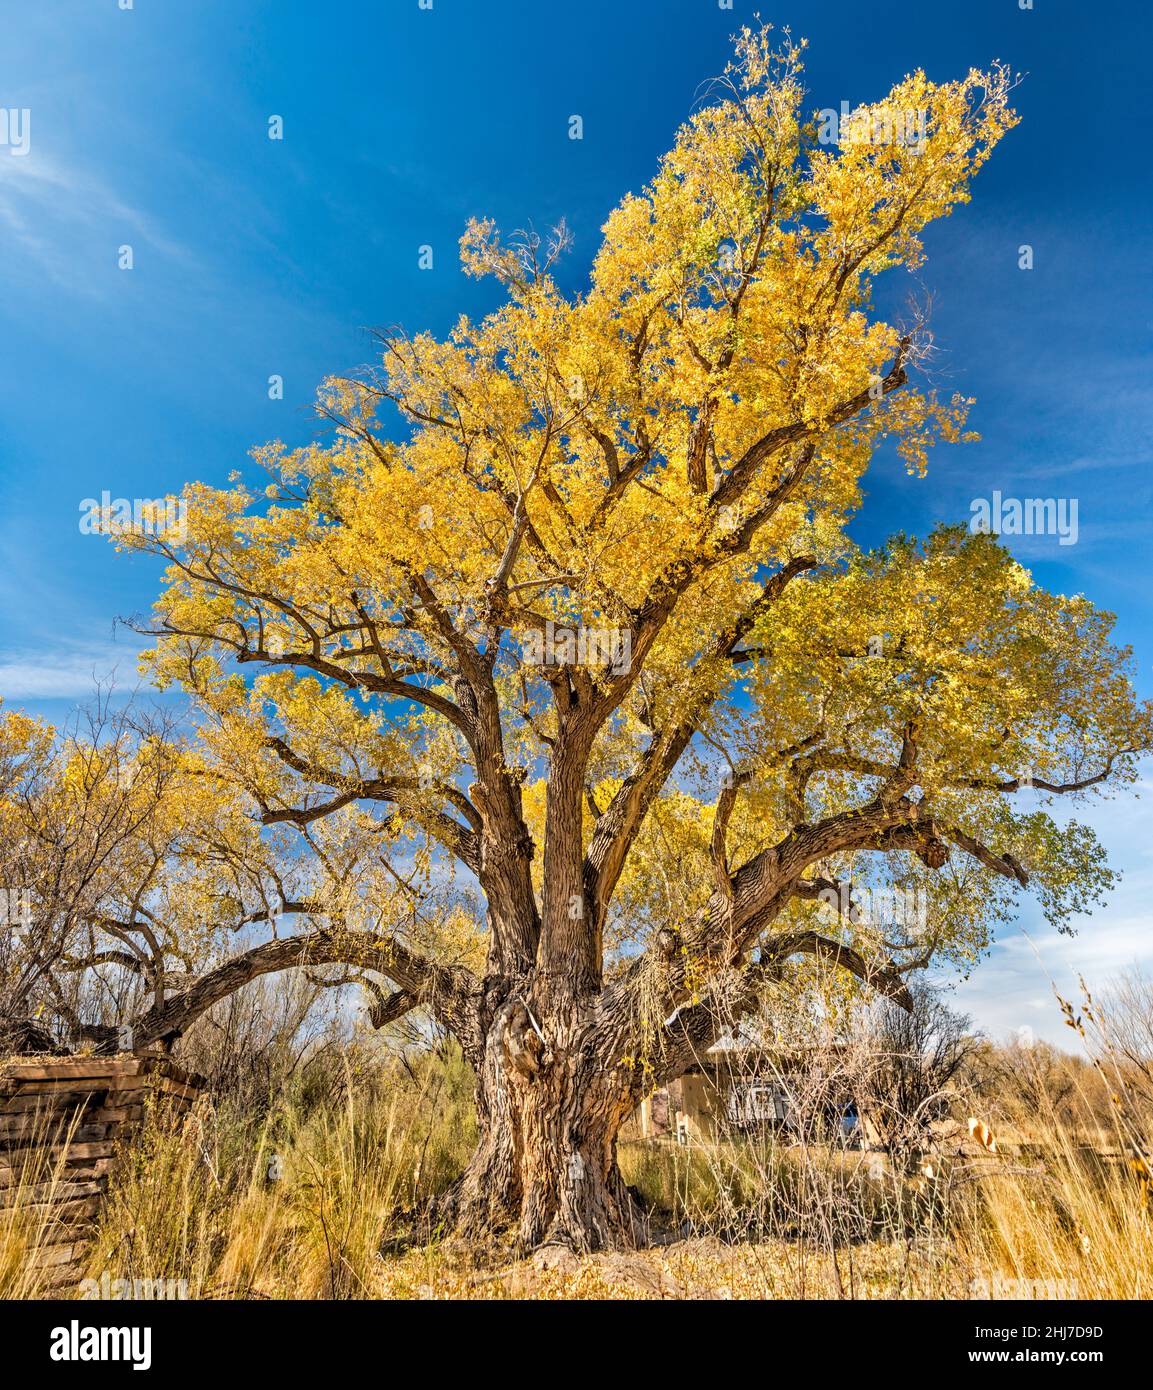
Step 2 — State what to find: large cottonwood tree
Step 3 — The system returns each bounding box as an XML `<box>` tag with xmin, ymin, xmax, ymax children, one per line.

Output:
<box><xmin>103</xmin><ymin>31</ymin><xmax>1149</xmax><ymax>1250</ymax></box>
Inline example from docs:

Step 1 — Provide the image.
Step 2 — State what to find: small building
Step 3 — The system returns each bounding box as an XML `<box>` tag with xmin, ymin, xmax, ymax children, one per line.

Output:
<box><xmin>627</xmin><ymin>1033</ymin><xmax>866</xmax><ymax>1146</ymax></box>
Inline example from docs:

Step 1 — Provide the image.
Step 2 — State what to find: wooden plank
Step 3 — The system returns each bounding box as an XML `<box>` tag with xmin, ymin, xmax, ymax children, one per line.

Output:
<box><xmin>17</xmin><ymin>1078</ymin><xmax>196</xmax><ymax>1106</ymax></box>
<box><xmin>26</xmin><ymin>1241</ymin><xmax>87</xmax><ymax>1268</ymax></box>
<box><xmin>0</xmin><ymin>1105</ymin><xmax>143</xmax><ymax>1130</ymax></box>
<box><xmin>21</xmin><ymin>1212</ymin><xmax>98</xmax><ymax>1242</ymax></box>
<box><xmin>0</xmin><ymin>1108</ymin><xmax>147</xmax><ymax>1138</ymax></box>
<box><xmin>101</xmin><ymin>1076</ymin><xmax>201</xmax><ymax>1103</ymax></box>
<box><xmin>0</xmin><ymin>1110</ymin><xmax>77</xmax><ymax>1134</ymax></box>
<box><xmin>0</xmin><ymin>1148</ymin><xmax>113</xmax><ymax>1175</ymax></box>
<box><xmin>0</xmin><ymin>1120</ymin><xmax>81</xmax><ymax>1145</ymax></box>
<box><xmin>142</xmin><ymin>1078</ymin><xmax>201</xmax><ymax>1104</ymax></box>
<box><xmin>1</xmin><ymin>1139</ymin><xmax>118</xmax><ymax>1162</ymax></box>
<box><xmin>32</xmin><ymin>1225</ymin><xmax>97</xmax><ymax>1248</ymax></box>
<box><xmin>1</xmin><ymin>1054</ymin><xmax>203</xmax><ymax>1086</ymax></box>
<box><xmin>1</xmin><ymin>1078</ymin><xmax>112</xmax><ymax>1097</ymax></box>
<box><xmin>11</xmin><ymin>1194</ymin><xmax>101</xmax><ymax>1223</ymax></box>
<box><xmin>59</xmin><ymin>1155</ymin><xmax>118</xmax><ymax>1174</ymax></box>
<box><xmin>37</xmin><ymin>1263</ymin><xmax>86</xmax><ymax>1292</ymax></box>
<box><xmin>0</xmin><ymin>1092</ymin><xmax>96</xmax><ymax>1115</ymax></box>
<box><xmin>81</xmin><ymin>1106</ymin><xmax>140</xmax><ymax>1127</ymax></box>
<box><xmin>0</xmin><ymin>1178</ymin><xmax>105</xmax><ymax>1204</ymax></box>
<box><xmin>70</xmin><ymin>1123</ymin><xmax>115</xmax><ymax>1144</ymax></box>
<box><xmin>0</xmin><ymin>1161</ymin><xmax>77</xmax><ymax>1190</ymax></box>
<box><xmin>0</xmin><ymin>1158</ymin><xmax>116</xmax><ymax>1190</ymax></box>
<box><xmin>1</xmin><ymin>1058</ymin><xmax>148</xmax><ymax>1082</ymax></box>
<box><xmin>0</xmin><ymin>1103</ymin><xmax>133</xmax><ymax>1132</ymax></box>
<box><xmin>0</xmin><ymin>1112</ymin><xmax>112</xmax><ymax>1134</ymax></box>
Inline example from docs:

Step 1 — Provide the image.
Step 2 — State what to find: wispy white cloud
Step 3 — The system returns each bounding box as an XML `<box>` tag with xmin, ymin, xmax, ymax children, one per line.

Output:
<box><xmin>0</xmin><ymin>640</ymin><xmax>146</xmax><ymax>702</ymax></box>
<box><xmin>951</xmin><ymin>787</ymin><xmax>1153</xmax><ymax>1047</ymax></box>
<box><xmin>0</xmin><ymin>150</ymin><xmax>189</xmax><ymax>293</ymax></box>
<box><xmin>1009</xmin><ymin>451</ymin><xmax>1152</xmax><ymax>482</ymax></box>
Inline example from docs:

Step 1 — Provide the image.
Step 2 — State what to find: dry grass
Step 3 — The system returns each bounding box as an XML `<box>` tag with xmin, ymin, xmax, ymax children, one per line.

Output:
<box><xmin>2</xmin><ymin>1006</ymin><xmax>1150</xmax><ymax>1300</ymax></box>
<box><xmin>76</xmin><ymin>1047</ymin><xmax>475</xmax><ymax>1299</ymax></box>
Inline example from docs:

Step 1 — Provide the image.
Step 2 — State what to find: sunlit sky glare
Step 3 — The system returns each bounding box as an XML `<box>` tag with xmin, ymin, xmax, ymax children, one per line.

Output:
<box><xmin>1</xmin><ymin>0</ymin><xmax>1150</xmax><ymax>1046</ymax></box>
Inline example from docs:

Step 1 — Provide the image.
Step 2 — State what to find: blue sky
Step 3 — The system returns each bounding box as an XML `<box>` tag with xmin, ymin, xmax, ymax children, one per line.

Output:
<box><xmin>1</xmin><ymin>0</ymin><xmax>1150</xmax><ymax>1044</ymax></box>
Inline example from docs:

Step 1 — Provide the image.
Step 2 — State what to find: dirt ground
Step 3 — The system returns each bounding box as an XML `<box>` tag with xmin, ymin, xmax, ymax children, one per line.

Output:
<box><xmin>370</xmin><ymin>1234</ymin><xmax>973</xmax><ymax>1301</ymax></box>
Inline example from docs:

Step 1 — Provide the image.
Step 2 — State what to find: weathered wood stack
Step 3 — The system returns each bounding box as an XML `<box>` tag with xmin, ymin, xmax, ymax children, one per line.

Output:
<box><xmin>0</xmin><ymin>1054</ymin><xmax>203</xmax><ymax>1292</ymax></box>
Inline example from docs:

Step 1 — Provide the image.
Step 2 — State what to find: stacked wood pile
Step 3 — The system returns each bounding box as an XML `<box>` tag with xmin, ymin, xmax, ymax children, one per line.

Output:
<box><xmin>0</xmin><ymin>1054</ymin><xmax>203</xmax><ymax>1292</ymax></box>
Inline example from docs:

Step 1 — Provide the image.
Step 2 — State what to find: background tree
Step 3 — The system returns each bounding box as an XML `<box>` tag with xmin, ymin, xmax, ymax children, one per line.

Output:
<box><xmin>0</xmin><ymin>697</ymin><xmax>473</xmax><ymax>1057</ymax></box>
<box><xmin>0</xmin><ymin>698</ymin><xmax>194</xmax><ymax>1054</ymax></box>
<box><xmin>84</xmin><ymin>28</ymin><xmax>1149</xmax><ymax>1251</ymax></box>
<box><xmin>857</xmin><ymin>984</ymin><xmax>979</xmax><ymax>1155</ymax></box>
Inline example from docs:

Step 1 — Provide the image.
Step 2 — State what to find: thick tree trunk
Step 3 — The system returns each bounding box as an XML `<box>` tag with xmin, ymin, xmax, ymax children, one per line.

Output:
<box><xmin>449</xmin><ymin>995</ymin><xmax>646</xmax><ymax>1253</ymax></box>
